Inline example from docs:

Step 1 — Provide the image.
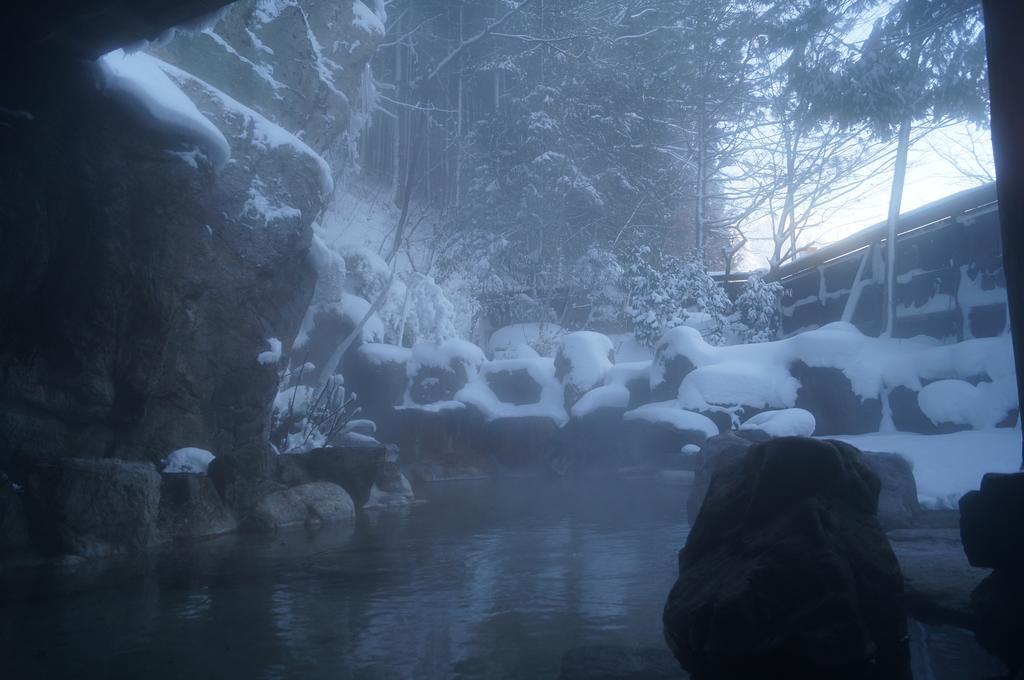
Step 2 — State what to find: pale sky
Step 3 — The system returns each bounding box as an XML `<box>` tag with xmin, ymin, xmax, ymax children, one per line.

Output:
<box><xmin>741</xmin><ymin>122</ymin><xmax>996</xmax><ymax>270</ymax></box>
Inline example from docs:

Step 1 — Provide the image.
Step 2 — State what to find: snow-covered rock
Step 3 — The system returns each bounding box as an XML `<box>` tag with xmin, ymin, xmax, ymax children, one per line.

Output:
<box><xmin>458</xmin><ymin>357</ymin><xmax>568</xmax><ymax>426</ymax></box>
<box><xmin>406</xmin><ymin>339</ymin><xmax>484</xmax><ymax>405</ymax></box>
<box><xmin>555</xmin><ymin>331</ymin><xmax>614</xmax><ymax>408</ymax></box>
<box><xmin>918</xmin><ymin>378</ymin><xmax>1018</xmax><ymax>430</ymax></box>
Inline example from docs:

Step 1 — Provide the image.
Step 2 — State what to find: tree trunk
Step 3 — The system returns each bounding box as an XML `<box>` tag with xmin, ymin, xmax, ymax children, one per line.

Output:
<box><xmin>883</xmin><ymin>115</ymin><xmax>913</xmax><ymax>337</ymax></box>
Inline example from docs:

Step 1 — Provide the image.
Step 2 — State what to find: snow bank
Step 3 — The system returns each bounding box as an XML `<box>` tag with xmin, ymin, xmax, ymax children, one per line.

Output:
<box><xmin>257</xmin><ymin>337</ymin><xmax>283</xmax><ymax>365</ymax></box>
<box><xmin>831</xmin><ymin>429</ymin><xmax>1022</xmax><ymax>508</ymax></box>
<box><xmin>98</xmin><ymin>50</ymin><xmax>230</xmax><ymax>167</ymax></box>
<box><xmin>571</xmin><ymin>383</ymin><xmax>630</xmax><ymax>418</ymax></box>
<box><xmin>557</xmin><ymin>331</ymin><xmax>613</xmax><ymax>391</ymax></box>
<box><xmin>651</xmin><ymin>322</ymin><xmax>1016</xmax><ymax>422</ymax></box>
<box><xmin>623</xmin><ymin>402</ymin><xmax>719</xmax><ymax>438</ymax></box>
<box><xmin>488</xmin><ymin>322</ymin><xmax>566</xmax><ymax>358</ymax></box>
<box><xmin>156</xmin><ymin>58</ymin><xmax>334</xmax><ymax>196</ymax></box>
<box><xmin>457</xmin><ymin>357</ymin><xmax>568</xmax><ymax>425</ymax></box>
<box><xmin>162</xmin><ymin>447</ymin><xmax>215</xmax><ymax>474</ymax></box>
<box><xmin>740</xmin><ymin>408</ymin><xmax>816</xmax><ymax>437</ymax></box>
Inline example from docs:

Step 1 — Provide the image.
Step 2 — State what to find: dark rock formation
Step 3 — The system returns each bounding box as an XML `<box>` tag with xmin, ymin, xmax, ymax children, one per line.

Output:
<box><xmin>346</xmin><ymin>345</ymin><xmax>409</xmax><ymax>439</ymax></box>
<box><xmin>665</xmin><ymin>437</ymin><xmax>909</xmax><ymax>679</ymax></box>
<box><xmin>862</xmin><ymin>452</ymin><xmax>920</xmax><ymax>530</ymax></box>
<box><xmin>887</xmin><ymin>385</ymin><xmax>969</xmax><ymax>435</ymax></box>
<box><xmin>650</xmin><ymin>350</ymin><xmax>695</xmax><ymax>402</ymax></box>
<box><xmin>485</xmin><ymin>368</ymin><xmax>542</xmax><ymax>405</ymax></box>
<box><xmin>688</xmin><ymin>434</ymin><xmax>920</xmax><ymax>531</ymax></box>
<box><xmin>21</xmin><ymin>458</ymin><xmax>162</xmax><ymax>557</ymax></box>
<box><xmin>686</xmin><ymin>431</ymin><xmax>767</xmax><ymax>522</ymax></box>
<box><xmin>960</xmin><ymin>472</ymin><xmax>1024</xmax><ymax>676</ymax></box>
<box><xmin>0</xmin><ymin>55</ymin><xmax>322</xmax><ymax>480</ymax></box>
<box><xmin>621</xmin><ymin>419</ymin><xmax>710</xmax><ymax>470</ymax></box>
<box><xmin>307</xmin><ymin>444</ymin><xmax>387</xmax><ymax>508</ymax></box>
<box><xmin>624</xmin><ymin>376</ymin><xmax>652</xmax><ymax>409</ymax></box>
<box><xmin>556</xmin><ymin>407</ymin><xmax>627</xmax><ymax>472</ymax></box>
<box><xmin>158</xmin><ymin>472</ymin><xmax>237</xmax><ymax>539</ymax></box>
<box><xmin>392</xmin><ymin>406</ymin><xmax>490</xmax><ymax>479</ymax></box>
<box><xmin>244</xmin><ymin>481</ymin><xmax>355</xmax><ymax>531</ymax></box>
<box><xmin>0</xmin><ymin>478</ymin><xmax>32</xmax><ymax>559</ymax></box>
<box><xmin>790</xmin><ymin>361</ymin><xmax>882</xmax><ymax>435</ymax></box>
<box><xmin>484</xmin><ymin>416</ymin><xmax>560</xmax><ymax>469</ymax></box>
<box><xmin>888</xmin><ymin>528</ymin><xmax>985</xmax><ymax>630</ymax></box>
<box><xmin>2</xmin><ymin>0</ymin><xmax>235</xmax><ymax>60</ymax></box>
<box><xmin>409</xmin><ymin>362</ymin><xmax>470</xmax><ymax>405</ymax></box>
<box><xmin>0</xmin><ymin>0</ymin><xmax>381</xmax><ymax>551</ymax></box>
<box><xmin>960</xmin><ymin>472</ymin><xmax>1024</xmax><ymax>569</ymax></box>
<box><xmin>208</xmin><ymin>453</ymin><xmax>285</xmax><ymax>515</ymax></box>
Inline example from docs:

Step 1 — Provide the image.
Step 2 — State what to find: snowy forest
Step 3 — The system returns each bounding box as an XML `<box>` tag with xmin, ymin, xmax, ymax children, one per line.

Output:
<box><xmin>325</xmin><ymin>0</ymin><xmax>991</xmax><ymax>349</ymax></box>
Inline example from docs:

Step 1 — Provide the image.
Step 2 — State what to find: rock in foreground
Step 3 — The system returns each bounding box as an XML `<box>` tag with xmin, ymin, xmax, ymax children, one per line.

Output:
<box><xmin>664</xmin><ymin>437</ymin><xmax>909</xmax><ymax>679</ymax></box>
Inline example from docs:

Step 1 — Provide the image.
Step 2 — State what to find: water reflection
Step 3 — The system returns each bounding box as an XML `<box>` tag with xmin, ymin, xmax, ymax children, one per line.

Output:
<box><xmin>0</xmin><ymin>476</ymin><xmax>1003</xmax><ymax>679</ymax></box>
<box><xmin>1</xmin><ymin>477</ymin><xmax>688</xmax><ymax>679</ymax></box>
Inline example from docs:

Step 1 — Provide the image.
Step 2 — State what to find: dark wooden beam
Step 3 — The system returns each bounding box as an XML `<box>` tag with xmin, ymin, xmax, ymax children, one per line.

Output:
<box><xmin>983</xmin><ymin>0</ymin><xmax>1024</xmax><ymax>468</ymax></box>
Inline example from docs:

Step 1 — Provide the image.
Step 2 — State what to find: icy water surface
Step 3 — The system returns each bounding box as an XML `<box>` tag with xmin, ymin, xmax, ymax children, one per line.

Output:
<box><xmin>0</xmin><ymin>475</ymin><xmax>1005</xmax><ymax>679</ymax></box>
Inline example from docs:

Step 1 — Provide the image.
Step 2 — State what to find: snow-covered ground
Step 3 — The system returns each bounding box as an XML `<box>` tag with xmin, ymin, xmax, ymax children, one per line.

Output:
<box><xmin>829</xmin><ymin>429</ymin><xmax>1022</xmax><ymax>509</ymax></box>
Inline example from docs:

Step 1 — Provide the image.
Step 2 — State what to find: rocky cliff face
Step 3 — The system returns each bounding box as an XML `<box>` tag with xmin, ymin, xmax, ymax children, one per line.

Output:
<box><xmin>0</xmin><ymin>1</ymin><xmax>381</xmax><ymax>484</ymax></box>
<box><xmin>154</xmin><ymin>0</ymin><xmax>384</xmax><ymax>166</ymax></box>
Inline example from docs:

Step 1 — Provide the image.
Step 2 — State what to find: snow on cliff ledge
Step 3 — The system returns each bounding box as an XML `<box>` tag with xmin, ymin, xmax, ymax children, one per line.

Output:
<box><xmin>99</xmin><ymin>50</ymin><xmax>231</xmax><ymax>167</ymax></box>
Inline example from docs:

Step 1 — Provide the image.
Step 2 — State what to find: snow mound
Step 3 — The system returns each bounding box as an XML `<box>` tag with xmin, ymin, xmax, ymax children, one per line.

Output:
<box><xmin>678</xmin><ymin>361</ymin><xmax>799</xmax><ymax>411</ymax></box>
<box><xmin>98</xmin><ymin>50</ymin><xmax>230</xmax><ymax>167</ymax></box>
<box><xmin>557</xmin><ymin>331</ymin><xmax>613</xmax><ymax>391</ymax></box>
<box><xmin>162</xmin><ymin>447</ymin><xmax>215</xmax><ymax>474</ymax></box>
<box><xmin>623</xmin><ymin>402</ymin><xmax>719</xmax><ymax>438</ymax></box>
<box><xmin>571</xmin><ymin>383</ymin><xmax>630</xmax><ymax>418</ymax></box>
<box><xmin>257</xmin><ymin>337</ymin><xmax>283</xmax><ymax>365</ymax></box>
<box><xmin>830</xmin><ymin>429</ymin><xmax>1022</xmax><ymax>508</ymax></box>
<box><xmin>918</xmin><ymin>378</ymin><xmax>1018</xmax><ymax>430</ymax></box>
<box><xmin>740</xmin><ymin>408</ymin><xmax>816</xmax><ymax>437</ymax></box>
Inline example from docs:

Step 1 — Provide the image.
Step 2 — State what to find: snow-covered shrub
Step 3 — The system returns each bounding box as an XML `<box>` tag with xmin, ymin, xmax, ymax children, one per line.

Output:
<box><xmin>271</xmin><ymin>374</ymin><xmax>373</xmax><ymax>453</ymax></box>
<box><xmin>569</xmin><ymin>246</ymin><xmax>626</xmax><ymax>329</ymax></box>
<box><xmin>623</xmin><ymin>246</ymin><xmax>732</xmax><ymax>346</ymax></box>
<box><xmin>735</xmin><ymin>273</ymin><xmax>784</xmax><ymax>343</ymax></box>
<box><xmin>397</xmin><ymin>273</ymin><xmax>457</xmax><ymax>346</ymax></box>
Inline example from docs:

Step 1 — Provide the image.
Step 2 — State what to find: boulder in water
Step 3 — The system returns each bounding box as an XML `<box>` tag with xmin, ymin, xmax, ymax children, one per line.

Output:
<box><xmin>664</xmin><ymin>437</ymin><xmax>909</xmax><ymax>679</ymax></box>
